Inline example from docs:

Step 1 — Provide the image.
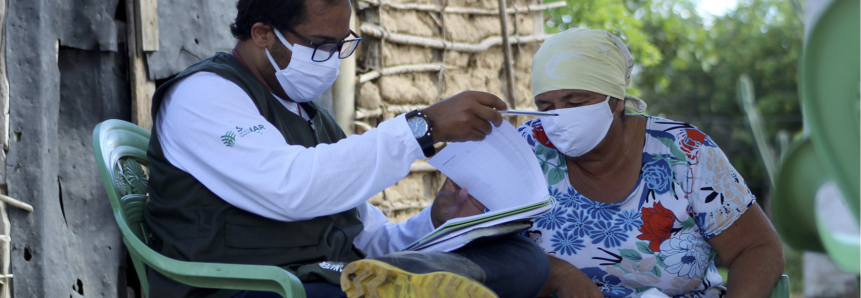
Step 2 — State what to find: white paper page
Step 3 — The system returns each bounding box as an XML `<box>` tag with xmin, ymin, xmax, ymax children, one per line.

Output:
<box><xmin>439</xmin><ymin>198</ymin><xmax>547</xmax><ymax>227</ymax></box>
<box><xmin>414</xmin><ymin>220</ymin><xmax>536</xmax><ymax>252</ymax></box>
<box><xmin>428</xmin><ymin>121</ymin><xmax>549</xmax><ymax>211</ymax></box>
<box><xmin>406</xmin><ymin>203</ymin><xmax>552</xmax><ymax>251</ymax></box>
<box><xmin>405</xmin><ymin>198</ymin><xmax>552</xmax><ymax>250</ymax></box>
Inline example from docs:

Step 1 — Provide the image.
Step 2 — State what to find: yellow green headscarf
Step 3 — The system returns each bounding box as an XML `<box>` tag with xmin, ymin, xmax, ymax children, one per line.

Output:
<box><xmin>532</xmin><ymin>28</ymin><xmax>647</xmax><ymax>112</ymax></box>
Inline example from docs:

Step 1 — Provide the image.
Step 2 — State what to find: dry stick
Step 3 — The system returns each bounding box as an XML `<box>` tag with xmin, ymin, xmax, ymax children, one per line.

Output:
<box><xmin>498</xmin><ymin>0</ymin><xmax>518</xmax><ymax>114</ymax></box>
<box><xmin>511</xmin><ymin>4</ymin><xmax>523</xmax><ymax>124</ymax></box>
<box><xmin>355</xmin><ymin>108</ymin><xmax>384</xmax><ymax>119</ymax></box>
<box><xmin>356</xmin><ymin>104</ymin><xmax>431</xmax><ymax>119</ymax></box>
<box><xmin>513</xmin><ymin>5</ymin><xmax>523</xmax><ymax>54</ymax></box>
<box><xmin>353</xmin><ymin>121</ymin><xmax>374</xmax><ymax>133</ymax></box>
<box><xmin>389</xmin><ymin>205</ymin><xmax>430</xmax><ymax>212</ymax></box>
<box><xmin>377</xmin><ymin>4</ymin><xmax>388</xmax><ymax>121</ymax></box>
<box><xmin>0</xmin><ymin>194</ymin><xmax>33</xmax><ymax>213</ymax></box>
<box><xmin>0</xmin><ymin>274</ymin><xmax>13</xmax><ymax>285</ymax></box>
<box><xmin>359</xmin><ymin>63</ymin><xmax>458</xmax><ymax>83</ymax></box>
<box><xmin>358</xmin><ymin>0</ymin><xmax>566</xmax><ymax>15</ymax></box>
<box><xmin>360</xmin><ymin>23</ymin><xmax>549</xmax><ymax>52</ymax></box>
<box><xmin>435</xmin><ymin>0</ymin><xmax>448</xmax><ymax>102</ymax></box>
<box><xmin>410</xmin><ymin>160</ymin><xmax>437</xmax><ymax>172</ymax></box>
<box><xmin>427</xmin><ymin>9</ymin><xmax>444</xmax><ymax>28</ymax></box>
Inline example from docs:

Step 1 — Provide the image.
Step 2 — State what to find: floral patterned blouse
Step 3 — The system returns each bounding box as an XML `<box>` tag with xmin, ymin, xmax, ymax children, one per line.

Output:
<box><xmin>518</xmin><ymin>115</ymin><xmax>756</xmax><ymax>298</ymax></box>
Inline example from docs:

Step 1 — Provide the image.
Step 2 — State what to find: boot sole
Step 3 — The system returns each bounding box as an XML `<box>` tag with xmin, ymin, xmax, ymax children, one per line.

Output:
<box><xmin>340</xmin><ymin>259</ymin><xmax>498</xmax><ymax>298</ymax></box>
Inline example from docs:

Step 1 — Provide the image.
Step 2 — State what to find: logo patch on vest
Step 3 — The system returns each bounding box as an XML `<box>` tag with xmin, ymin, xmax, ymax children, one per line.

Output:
<box><xmin>319</xmin><ymin>261</ymin><xmax>345</xmax><ymax>272</ymax></box>
<box><xmin>236</xmin><ymin>125</ymin><xmax>266</xmax><ymax>137</ymax></box>
<box><xmin>220</xmin><ymin>131</ymin><xmax>236</xmax><ymax>147</ymax></box>
<box><xmin>221</xmin><ymin>125</ymin><xmax>266</xmax><ymax>147</ymax></box>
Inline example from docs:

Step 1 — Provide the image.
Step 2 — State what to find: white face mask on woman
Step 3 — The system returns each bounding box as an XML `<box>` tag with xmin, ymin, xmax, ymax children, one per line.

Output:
<box><xmin>265</xmin><ymin>29</ymin><xmax>340</xmax><ymax>102</ymax></box>
<box><xmin>540</xmin><ymin>95</ymin><xmax>614</xmax><ymax>157</ymax></box>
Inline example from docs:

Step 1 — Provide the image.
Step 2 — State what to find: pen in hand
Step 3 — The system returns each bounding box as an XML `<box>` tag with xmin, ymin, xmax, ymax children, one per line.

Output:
<box><xmin>497</xmin><ymin>110</ymin><xmax>559</xmax><ymax>117</ymax></box>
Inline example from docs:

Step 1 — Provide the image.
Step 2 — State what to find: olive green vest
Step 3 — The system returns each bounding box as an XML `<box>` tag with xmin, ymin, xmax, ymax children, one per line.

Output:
<box><xmin>144</xmin><ymin>52</ymin><xmax>364</xmax><ymax>298</ymax></box>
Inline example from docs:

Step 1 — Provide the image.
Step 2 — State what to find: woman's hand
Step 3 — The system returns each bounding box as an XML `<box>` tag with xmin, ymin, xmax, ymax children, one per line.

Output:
<box><xmin>430</xmin><ymin>178</ymin><xmax>486</xmax><ymax>228</ymax></box>
<box><xmin>539</xmin><ymin>255</ymin><xmax>603</xmax><ymax>298</ymax></box>
<box><xmin>707</xmin><ymin>203</ymin><xmax>785</xmax><ymax>297</ymax></box>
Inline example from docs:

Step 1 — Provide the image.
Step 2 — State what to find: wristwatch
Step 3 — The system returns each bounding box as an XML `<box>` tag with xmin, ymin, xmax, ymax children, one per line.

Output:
<box><xmin>406</xmin><ymin>110</ymin><xmax>435</xmax><ymax>158</ymax></box>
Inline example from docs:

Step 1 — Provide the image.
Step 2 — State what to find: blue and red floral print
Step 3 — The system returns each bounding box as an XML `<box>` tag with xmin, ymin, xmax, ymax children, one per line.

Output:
<box><xmin>520</xmin><ymin>116</ymin><xmax>755</xmax><ymax>298</ymax></box>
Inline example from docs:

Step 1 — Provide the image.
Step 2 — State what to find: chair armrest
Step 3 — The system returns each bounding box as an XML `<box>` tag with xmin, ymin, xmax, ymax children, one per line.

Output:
<box><xmin>120</xmin><ymin>220</ymin><xmax>306</xmax><ymax>297</ymax></box>
<box><xmin>767</xmin><ymin>275</ymin><xmax>790</xmax><ymax>298</ymax></box>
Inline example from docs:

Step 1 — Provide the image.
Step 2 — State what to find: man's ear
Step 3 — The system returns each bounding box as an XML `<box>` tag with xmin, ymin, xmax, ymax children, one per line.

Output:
<box><xmin>250</xmin><ymin>22</ymin><xmax>273</xmax><ymax>49</ymax></box>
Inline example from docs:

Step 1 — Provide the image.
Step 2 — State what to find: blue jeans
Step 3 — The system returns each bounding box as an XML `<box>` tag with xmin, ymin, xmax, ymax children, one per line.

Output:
<box><xmin>235</xmin><ymin>234</ymin><xmax>550</xmax><ymax>298</ymax></box>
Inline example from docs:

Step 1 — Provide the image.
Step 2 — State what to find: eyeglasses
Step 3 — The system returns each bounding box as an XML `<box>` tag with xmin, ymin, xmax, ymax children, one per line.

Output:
<box><xmin>283</xmin><ymin>28</ymin><xmax>362</xmax><ymax>62</ymax></box>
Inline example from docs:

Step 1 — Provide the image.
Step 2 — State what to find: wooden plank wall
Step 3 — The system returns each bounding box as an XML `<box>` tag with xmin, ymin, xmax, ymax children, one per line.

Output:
<box><xmin>127</xmin><ymin>0</ymin><xmax>158</xmax><ymax>131</ymax></box>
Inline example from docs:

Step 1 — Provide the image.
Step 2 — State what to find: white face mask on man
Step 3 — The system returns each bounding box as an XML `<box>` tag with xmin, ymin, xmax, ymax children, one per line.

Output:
<box><xmin>539</xmin><ymin>95</ymin><xmax>614</xmax><ymax>157</ymax></box>
<box><xmin>265</xmin><ymin>28</ymin><xmax>340</xmax><ymax>102</ymax></box>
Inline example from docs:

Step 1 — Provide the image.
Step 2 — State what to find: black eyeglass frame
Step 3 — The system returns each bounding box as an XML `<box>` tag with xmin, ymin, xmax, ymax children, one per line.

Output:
<box><xmin>282</xmin><ymin>27</ymin><xmax>362</xmax><ymax>62</ymax></box>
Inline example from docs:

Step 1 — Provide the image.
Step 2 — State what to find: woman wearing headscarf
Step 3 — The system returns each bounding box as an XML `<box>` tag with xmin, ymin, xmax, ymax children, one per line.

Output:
<box><xmin>521</xmin><ymin>29</ymin><xmax>785</xmax><ymax>297</ymax></box>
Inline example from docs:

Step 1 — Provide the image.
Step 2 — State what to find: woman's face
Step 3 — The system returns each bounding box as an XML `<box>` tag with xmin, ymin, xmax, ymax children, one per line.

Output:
<box><xmin>533</xmin><ymin>89</ymin><xmax>626</xmax><ymax>158</ymax></box>
<box><xmin>534</xmin><ymin>89</ymin><xmax>609</xmax><ymax>111</ymax></box>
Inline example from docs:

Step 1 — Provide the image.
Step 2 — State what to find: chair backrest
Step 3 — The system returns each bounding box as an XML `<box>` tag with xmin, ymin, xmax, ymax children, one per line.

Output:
<box><xmin>93</xmin><ymin>119</ymin><xmax>155</xmax><ymax>296</ymax></box>
<box><xmin>767</xmin><ymin>275</ymin><xmax>790</xmax><ymax>298</ymax></box>
<box><xmin>772</xmin><ymin>138</ymin><xmax>826</xmax><ymax>252</ymax></box>
<box><xmin>93</xmin><ymin>119</ymin><xmax>152</xmax><ymax>243</ymax></box>
<box><xmin>799</xmin><ymin>0</ymin><xmax>860</xmax><ymax>220</ymax></box>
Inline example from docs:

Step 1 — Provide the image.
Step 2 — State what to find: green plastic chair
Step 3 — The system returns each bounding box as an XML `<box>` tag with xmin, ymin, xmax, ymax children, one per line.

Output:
<box><xmin>774</xmin><ymin>138</ymin><xmax>859</xmax><ymax>275</ymax></box>
<box><xmin>812</xmin><ymin>181</ymin><xmax>861</xmax><ymax>274</ymax></box>
<box><xmin>791</xmin><ymin>0</ymin><xmax>860</xmax><ymax>274</ymax></box>
<box><xmin>800</xmin><ymin>0</ymin><xmax>860</xmax><ymax>221</ymax></box>
<box><xmin>92</xmin><ymin>119</ymin><xmax>306</xmax><ymax>298</ymax></box>
<box><xmin>772</xmin><ymin>138</ymin><xmax>827</xmax><ymax>252</ymax></box>
<box><xmin>767</xmin><ymin>275</ymin><xmax>790</xmax><ymax>298</ymax></box>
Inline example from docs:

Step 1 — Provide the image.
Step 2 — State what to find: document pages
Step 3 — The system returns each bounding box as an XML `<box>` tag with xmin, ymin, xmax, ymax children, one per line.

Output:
<box><xmin>404</xmin><ymin>121</ymin><xmax>553</xmax><ymax>252</ymax></box>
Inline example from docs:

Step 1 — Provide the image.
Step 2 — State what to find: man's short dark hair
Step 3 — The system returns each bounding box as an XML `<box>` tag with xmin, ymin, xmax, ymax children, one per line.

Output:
<box><xmin>229</xmin><ymin>0</ymin><xmax>307</xmax><ymax>40</ymax></box>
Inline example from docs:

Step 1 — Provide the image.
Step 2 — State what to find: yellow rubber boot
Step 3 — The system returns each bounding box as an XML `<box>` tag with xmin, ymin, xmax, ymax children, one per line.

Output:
<box><xmin>340</xmin><ymin>252</ymin><xmax>497</xmax><ymax>298</ymax></box>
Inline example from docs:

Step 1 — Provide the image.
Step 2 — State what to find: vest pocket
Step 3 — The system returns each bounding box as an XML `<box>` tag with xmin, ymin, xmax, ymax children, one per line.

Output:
<box><xmin>225</xmin><ymin>220</ymin><xmax>323</xmax><ymax>249</ymax></box>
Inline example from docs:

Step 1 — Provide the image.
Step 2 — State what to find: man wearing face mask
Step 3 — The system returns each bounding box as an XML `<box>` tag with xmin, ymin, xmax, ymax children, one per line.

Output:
<box><xmin>143</xmin><ymin>0</ymin><xmax>550</xmax><ymax>297</ymax></box>
<box><xmin>520</xmin><ymin>29</ymin><xmax>785</xmax><ymax>297</ymax></box>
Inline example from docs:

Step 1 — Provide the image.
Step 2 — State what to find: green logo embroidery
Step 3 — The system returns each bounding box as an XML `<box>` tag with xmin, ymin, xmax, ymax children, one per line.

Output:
<box><xmin>221</xmin><ymin>131</ymin><xmax>236</xmax><ymax>147</ymax></box>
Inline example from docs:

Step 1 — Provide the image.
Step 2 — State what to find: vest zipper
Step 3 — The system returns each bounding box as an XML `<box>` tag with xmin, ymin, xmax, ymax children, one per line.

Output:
<box><xmin>308</xmin><ymin>120</ymin><xmax>319</xmax><ymax>144</ymax></box>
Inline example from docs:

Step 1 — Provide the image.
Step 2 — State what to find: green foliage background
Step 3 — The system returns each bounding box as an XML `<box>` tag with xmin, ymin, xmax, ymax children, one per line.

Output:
<box><xmin>544</xmin><ymin>0</ymin><xmax>804</xmax><ymax>201</ymax></box>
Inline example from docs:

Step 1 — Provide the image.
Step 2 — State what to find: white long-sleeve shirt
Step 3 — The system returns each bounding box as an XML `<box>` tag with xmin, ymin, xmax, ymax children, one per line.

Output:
<box><xmin>155</xmin><ymin>71</ymin><xmax>434</xmax><ymax>257</ymax></box>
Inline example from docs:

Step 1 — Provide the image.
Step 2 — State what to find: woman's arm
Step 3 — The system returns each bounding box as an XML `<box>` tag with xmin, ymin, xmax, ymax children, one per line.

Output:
<box><xmin>538</xmin><ymin>255</ymin><xmax>603</xmax><ymax>298</ymax></box>
<box><xmin>706</xmin><ymin>204</ymin><xmax>785</xmax><ymax>297</ymax></box>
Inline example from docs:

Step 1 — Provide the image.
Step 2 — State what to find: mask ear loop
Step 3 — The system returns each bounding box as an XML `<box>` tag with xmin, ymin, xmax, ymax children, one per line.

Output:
<box><xmin>272</xmin><ymin>29</ymin><xmax>294</xmax><ymax>51</ymax></box>
<box><xmin>265</xmin><ymin>48</ymin><xmax>282</xmax><ymax>71</ymax></box>
<box><xmin>605</xmin><ymin>95</ymin><xmax>616</xmax><ymax>116</ymax></box>
<box><xmin>266</xmin><ymin>28</ymin><xmax>294</xmax><ymax>71</ymax></box>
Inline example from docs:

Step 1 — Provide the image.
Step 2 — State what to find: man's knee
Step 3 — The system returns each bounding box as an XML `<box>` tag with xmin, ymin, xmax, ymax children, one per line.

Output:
<box><xmin>455</xmin><ymin>234</ymin><xmax>550</xmax><ymax>297</ymax></box>
<box><xmin>507</xmin><ymin>235</ymin><xmax>551</xmax><ymax>287</ymax></box>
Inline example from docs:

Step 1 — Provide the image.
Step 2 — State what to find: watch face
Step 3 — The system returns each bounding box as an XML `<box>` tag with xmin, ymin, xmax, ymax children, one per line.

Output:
<box><xmin>408</xmin><ymin>116</ymin><xmax>429</xmax><ymax>138</ymax></box>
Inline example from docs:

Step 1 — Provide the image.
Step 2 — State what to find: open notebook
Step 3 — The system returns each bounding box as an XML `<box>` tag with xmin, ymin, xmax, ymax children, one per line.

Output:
<box><xmin>404</xmin><ymin>121</ymin><xmax>553</xmax><ymax>252</ymax></box>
